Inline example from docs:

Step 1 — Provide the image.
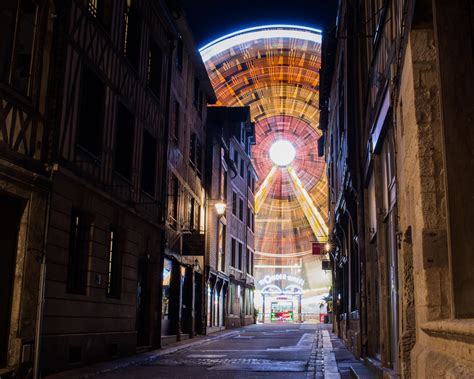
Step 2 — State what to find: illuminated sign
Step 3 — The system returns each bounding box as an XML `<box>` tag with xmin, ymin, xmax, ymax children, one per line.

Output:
<box><xmin>258</xmin><ymin>273</ymin><xmax>305</xmax><ymax>287</ymax></box>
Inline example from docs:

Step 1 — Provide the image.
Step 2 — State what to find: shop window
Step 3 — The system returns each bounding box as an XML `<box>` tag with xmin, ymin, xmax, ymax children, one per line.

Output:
<box><xmin>162</xmin><ymin>259</ymin><xmax>172</xmax><ymax>320</ymax></box>
<box><xmin>141</xmin><ymin>130</ymin><xmax>156</xmax><ymax>195</ymax></box>
<box><xmin>123</xmin><ymin>2</ymin><xmax>141</xmax><ymax>69</ymax></box>
<box><xmin>67</xmin><ymin>210</ymin><xmax>90</xmax><ymax>294</ymax></box>
<box><xmin>77</xmin><ymin>65</ymin><xmax>105</xmax><ymax>157</ymax></box>
<box><xmin>106</xmin><ymin>227</ymin><xmax>122</xmax><ymax>298</ymax></box>
<box><xmin>147</xmin><ymin>41</ymin><xmax>162</xmax><ymax>97</ymax></box>
<box><xmin>87</xmin><ymin>0</ymin><xmax>113</xmax><ymax>32</ymax></box>
<box><xmin>114</xmin><ymin>103</ymin><xmax>134</xmax><ymax>179</ymax></box>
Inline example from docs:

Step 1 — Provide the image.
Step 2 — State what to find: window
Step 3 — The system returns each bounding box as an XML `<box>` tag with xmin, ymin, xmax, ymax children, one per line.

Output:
<box><xmin>247</xmin><ymin>206</ymin><xmax>251</xmax><ymax>228</ymax></box>
<box><xmin>246</xmin><ymin>248</ymin><xmax>250</xmax><ymax>274</ymax></box>
<box><xmin>220</xmin><ymin>163</ymin><xmax>227</xmax><ymax>201</ymax></box>
<box><xmin>247</xmin><ymin>171</ymin><xmax>251</xmax><ymax>188</ymax></box>
<box><xmin>238</xmin><ymin>243</ymin><xmax>242</xmax><ymax>270</ymax></box>
<box><xmin>195</xmin><ymin>204</ymin><xmax>201</xmax><ymax>232</ymax></box>
<box><xmin>232</xmin><ymin>191</ymin><xmax>237</xmax><ymax>215</ymax></box>
<box><xmin>141</xmin><ymin>130</ymin><xmax>156</xmax><ymax>195</ymax></box>
<box><xmin>87</xmin><ymin>0</ymin><xmax>113</xmax><ymax>31</ymax></box>
<box><xmin>251</xmin><ymin>251</ymin><xmax>254</xmax><ymax>276</ymax></box>
<box><xmin>0</xmin><ymin>0</ymin><xmax>37</xmax><ymax>94</ymax></box>
<box><xmin>218</xmin><ymin>222</ymin><xmax>225</xmax><ymax>272</ymax></box>
<box><xmin>106</xmin><ymin>227</ymin><xmax>122</xmax><ymax>298</ymax></box>
<box><xmin>188</xmin><ymin>196</ymin><xmax>195</xmax><ymax>230</ymax></box>
<box><xmin>251</xmin><ymin>177</ymin><xmax>255</xmax><ymax>193</ymax></box>
<box><xmin>67</xmin><ymin>210</ymin><xmax>90</xmax><ymax>294</ymax></box>
<box><xmin>240</xmin><ymin>158</ymin><xmax>244</xmax><ymax>177</ymax></box>
<box><xmin>231</xmin><ymin>238</ymin><xmax>236</xmax><ymax>267</ymax></box>
<box><xmin>233</xmin><ymin>150</ymin><xmax>239</xmax><ymax>167</ymax></box>
<box><xmin>123</xmin><ymin>3</ymin><xmax>141</xmax><ymax>69</ymax></box>
<box><xmin>196</xmin><ymin>139</ymin><xmax>203</xmax><ymax>177</ymax></box>
<box><xmin>176</xmin><ymin>38</ymin><xmax>183</xmax><ymax>72</ymax></box>
<box><xmin>162</xmin><ymin>259</ymin><xmax>172</xmax><ymax>319</ymax></box>
<box><xmin>239</xmin><ymin>198</ymin><xmax>244</xmax><ymax>221</ymax></box>
<box><xmin>172</xmin><ymin>100</ymin><xmax>180</xmax><ymax>141</ymax></box>
<box><xmin>251</xmin><ymin>211</ymin><xmax>255</xmax><ymax>233</ymax></box>
<box><xmin>169</xmin><ymin>176</ymin><xmax>179</xmax><ymax>228</ymax></box>
<box><xmin>189</xmin><ymin>132</ymin><xmax>196</xmax><ymax>167</ymax></box>
<box><xmin>78</xmin><ymin>66</ymin><xmax>105</xmax><ymax>156</ymax></box>
<box><xmin>148</xmin><ymin>41</ymin><xmax>162</xmax><ymax>97</ymax></box>
<box><xmin>114</xmin><ymin>103</ymin><xmax>134</xmax><ymax>179</ymax></box>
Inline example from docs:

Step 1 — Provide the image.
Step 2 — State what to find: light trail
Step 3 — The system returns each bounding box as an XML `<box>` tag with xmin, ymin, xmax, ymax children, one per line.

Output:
<box><xmin>287</xmin><ymin>165</ymin><xmax>328</xmax><ymax>240</ymax></box>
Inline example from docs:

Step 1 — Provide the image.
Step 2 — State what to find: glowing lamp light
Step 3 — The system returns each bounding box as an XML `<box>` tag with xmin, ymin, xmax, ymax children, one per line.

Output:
<box><xmin>325</xmin><ymin>242</ymin><xmax>331</xmax><ymax>252</ymax></box>
<box><xmin>269</xmin><ymin>140</ymin><xmax>296</xmax><ymax>167</ymax></box>
<box><xmin>214</xmin><ymin>202</ymin><xmax>226</xmax><ymax>216</ymax></box>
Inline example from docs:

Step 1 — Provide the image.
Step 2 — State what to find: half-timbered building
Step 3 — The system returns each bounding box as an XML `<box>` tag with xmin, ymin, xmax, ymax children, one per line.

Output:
<box><xmin>0</xmin><ymin>0</ymin><xmax>54</xmax><ymax>377</ymax></box>
<box><xmin>39</xmin><ymin>0</ymin><xmax>177</xmax><ymax>373</ymax></box>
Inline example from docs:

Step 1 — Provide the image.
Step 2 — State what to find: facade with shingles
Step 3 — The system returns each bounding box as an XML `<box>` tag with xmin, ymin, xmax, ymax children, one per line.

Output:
<box><xmin>321</xmin><ymin>0</ymin><xmax>474</xmax><ymax>377</ymax></box>
<box><xmin>206</xmin><ymin>106</ymin><xmax>257</xmax><ymax>331</ymax></box>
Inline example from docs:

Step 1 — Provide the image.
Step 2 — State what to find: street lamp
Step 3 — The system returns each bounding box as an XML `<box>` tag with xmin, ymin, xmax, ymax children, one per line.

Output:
<box><xmin>214</xmin><ymin>202</ymin><xmax>226</xmax><ymax>216</ymax></box>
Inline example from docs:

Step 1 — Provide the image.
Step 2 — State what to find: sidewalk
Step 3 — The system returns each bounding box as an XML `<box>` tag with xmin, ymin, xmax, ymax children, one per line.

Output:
<box><xmin>307</xmin><ymin>325</ymin><xmax>378</xmax><ymax>379</ymax></box>
<box><xmin>45</xmin><ymin>328</ymin><xmax>241</xmax><ymax>379</ymax></box>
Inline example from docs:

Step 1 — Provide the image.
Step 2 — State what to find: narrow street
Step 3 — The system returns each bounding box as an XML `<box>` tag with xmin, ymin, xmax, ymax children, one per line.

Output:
<box><xmin>98</xmin><ymin>324</ymin><xmax>319</xmax><ymax>378</ymax></box>
<box><xmin>46</xmin><ymin>324</ymin><xmax>373</xmax><ymax>379</ymax></box>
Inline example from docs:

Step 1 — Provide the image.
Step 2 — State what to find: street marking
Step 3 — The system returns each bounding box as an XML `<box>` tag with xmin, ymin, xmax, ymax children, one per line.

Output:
<box><xmin>186</xmin><ymin>354</ymin><xmax>227</xmax><ymax>358</ymax></box>
<box><xmin>233</xmin><ymin>334</ymin><xmax>254</xmax><ymax>339</ymax></box>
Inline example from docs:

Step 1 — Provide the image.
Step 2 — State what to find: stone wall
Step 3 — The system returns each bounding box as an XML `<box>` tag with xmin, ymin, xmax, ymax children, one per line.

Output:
<box><xmin>396</xmin><ymin>25</ymin><xmax>474</xmax><ymax>378</ymax></box>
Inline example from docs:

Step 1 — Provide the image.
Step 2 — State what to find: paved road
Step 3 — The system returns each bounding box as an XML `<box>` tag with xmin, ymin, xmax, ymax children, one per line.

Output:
<box><xmin>101</xmin><ymin>323</ymin><xmax>321</xmax><ymax>378</ymax></box>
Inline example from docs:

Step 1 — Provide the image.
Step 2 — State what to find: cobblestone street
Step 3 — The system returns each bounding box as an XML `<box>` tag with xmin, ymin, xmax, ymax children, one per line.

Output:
<box><xmin>47</xmin><ymin>324</ymin><xmax>374</xmax><ymax>379</ymax></box>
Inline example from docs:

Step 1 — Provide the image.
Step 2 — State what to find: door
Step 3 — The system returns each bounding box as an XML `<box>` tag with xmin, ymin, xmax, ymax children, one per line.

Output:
<box><xmin>136</xmin><ymin>260</ymin><xmax>151</xmax><ymax>347</ymax></box>
<box><xmin>0</xmin><ymin>195</ymin><xmax>23</xmax><ymax>366</ymax></box>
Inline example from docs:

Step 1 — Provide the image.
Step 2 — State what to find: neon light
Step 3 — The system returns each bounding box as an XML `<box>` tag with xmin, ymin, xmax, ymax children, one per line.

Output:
<box><xmin>200</xmin><ymin>24</ymin><xmax>322</xmax><ymax>52</ymax></box>
<box><xmin>200</xmin><ymin>25</ymin><xmax>322</xmax><ymax>61</ymax></box>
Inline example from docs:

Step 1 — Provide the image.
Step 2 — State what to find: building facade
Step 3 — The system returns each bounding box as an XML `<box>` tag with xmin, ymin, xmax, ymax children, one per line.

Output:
<box><xmin>38</xmin><ymin>0</ymin><xmax>177</xmax><ymax>374</ymax></box>
<box><xmin>0</xmin><ymin>1</ymin><xmax>54</xmax><ymax>377</ymax></box>
<box><xmin>161</xmin><ymin>4</ymin><xmax>216</xmax><ymax>345</ymax></box>
<box><xmin>321</xmin><ymin>0</ymin><xmax>474</xmax><ymax>377</ymax></box>
<box><xmin>206</xmin><ymin>107</ymin><xmax>256</xmax><ymax>331</ymax></box>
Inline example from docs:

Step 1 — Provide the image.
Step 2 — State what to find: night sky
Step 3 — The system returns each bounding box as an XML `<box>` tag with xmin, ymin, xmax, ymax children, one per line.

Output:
<box><xmin>178</xmin><ymin>0</ymin><xmax>338</xmax><ymax>48</ymax></box>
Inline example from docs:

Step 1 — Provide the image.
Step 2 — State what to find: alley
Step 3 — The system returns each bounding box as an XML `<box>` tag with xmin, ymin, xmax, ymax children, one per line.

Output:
<box><xmin>94</xmin><ymin>324</ymin><xmax>318</xmax><ymax>378</ymax></box>
<box><xmin>46</xmin><ymin>324</ymin><xmax>364</xmax><ymax>379</ymax></box>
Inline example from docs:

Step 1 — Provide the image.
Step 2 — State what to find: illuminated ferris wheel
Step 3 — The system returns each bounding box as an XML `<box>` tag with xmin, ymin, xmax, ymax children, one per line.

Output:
<box><xmin>201</xmin><ymin>25</ymin><xmax>328</xmax><ymax>265</ymax></box>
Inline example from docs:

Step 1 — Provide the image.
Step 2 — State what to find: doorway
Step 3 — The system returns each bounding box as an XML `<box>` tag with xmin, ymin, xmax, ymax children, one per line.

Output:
<box><xmin>136</xmin><ymin>260</ymin><xmax>151</xmax><ymax>347</ymax></box>
<box><xmin>0</xmin><ymin>195</ymin><xmax>23</xmax><ymax>366</ymax></box>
